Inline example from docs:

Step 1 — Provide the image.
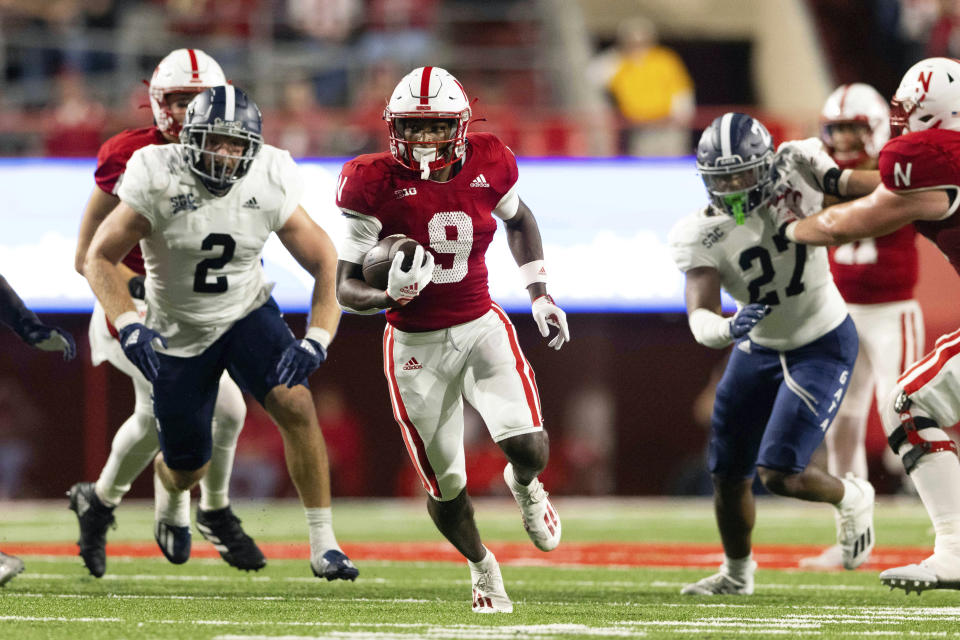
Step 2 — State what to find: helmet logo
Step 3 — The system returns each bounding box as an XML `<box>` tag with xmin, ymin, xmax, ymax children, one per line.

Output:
<box><xmin>919</xmin><ymin>71</ymin><xmax>932</xmax><ymax>92</ymax></box>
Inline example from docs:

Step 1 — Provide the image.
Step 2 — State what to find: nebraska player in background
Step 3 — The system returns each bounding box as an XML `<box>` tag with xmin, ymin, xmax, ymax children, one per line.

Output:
<box><xmin>335</xmin><ymin>66</ymin><xmax>570</xmax><ymax>613</ymax></box>
<box><xmin>799</xmin><ymin>83</ymin><xmax>925</xmax><ymax>570</ymax></box>
<box><xmin>70</xmin><ymin>49</ymin><xmax>264</xmax><ymax>578</ymax></box>
<box><xmin>782</xmin><ymin>57</ymin><xmax>960</xmax><ymax>592</ymax></box>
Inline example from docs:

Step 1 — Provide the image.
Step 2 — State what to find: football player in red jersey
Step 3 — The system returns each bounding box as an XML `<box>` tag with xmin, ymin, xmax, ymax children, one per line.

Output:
<box><xmin>0</xmin><ymin>273</ymin><xmax>76</xmax><ymax>587</ymax></box>
<box><xmin>69</xmin><ymin>49</ymin><xmax>265</xmax><ymax>578</ymax></box>
<box><xmin>799</xmin><ymin>83</ymin><xmax>925</xmax><ymax>570</ymax></box>
<box><xmin>335</xmin><ymin>66</ymin><xmax>570</xmax><ymax>613</ymax></box>
<box><xmin>782</xmin><ymin>57</ymin><xmax>960</xmax><ymax>592</ymax></box>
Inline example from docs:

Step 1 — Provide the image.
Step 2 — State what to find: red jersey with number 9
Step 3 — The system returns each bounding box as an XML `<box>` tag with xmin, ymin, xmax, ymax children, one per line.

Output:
<box><xmin>337</xmin><ymin>132</ymin><xmax>519</xmax><ymax>332</ymax></box>
<box><xmin>879</xmin><ymin>128</ymin><xmax>960</xmax><ymax>276</ymax></box>
<box><xmin>94</xmin><ymin>126</ymin><xmax>168</xmax><ymax>275</ymax></box>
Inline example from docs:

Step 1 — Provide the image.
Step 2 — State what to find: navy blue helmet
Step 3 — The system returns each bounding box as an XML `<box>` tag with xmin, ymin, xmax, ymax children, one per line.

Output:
<box><xmin>180</xmin><ymin>85</ymin><xmax>263</xmax><ymax>195</ymax></box>
<box><xmin>696</xmin><ymin>112</ymin><xmax>775</xmax><ymax>224</ymax></box>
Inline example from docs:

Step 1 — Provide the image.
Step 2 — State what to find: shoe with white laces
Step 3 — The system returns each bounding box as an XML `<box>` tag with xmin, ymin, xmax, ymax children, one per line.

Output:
<box><xmin>0</xmin><ymin>552</ymin><xmax>24</xmax><ymax>587</ymax></box>
<box><xmin>470</xmin><ymin>551</ymin><xmax>513</xmax><ymax>613</ymax></box>
<box><xmin>311</xmin><ymin>549</ymin><xmax>359</xmax><ymax>581</ymax></box>
<box><xmin>836</xmin><ymin>473</ymin><xmax>875</xmax><ymax>570</ymax></box>
<box><xmin>798</xmin><ymin>543</ymin><xmax>843</xmax><ymax>570</ymax></box>
<box><xmin>154</xmin><ymin>520</ymin><xmax>191</xmax><ymax>564</ymax></box>
<box><xmin>681</xmin><ymin>561</ymin><xmax>757</xmax><ymax>595</ymax></box>
<box><xmin>880</xmin><ymin>555</ymin><xmax>960</xmax><ymax>594</ymax></box>
<box><xmin>503</xmin><ymin>463</ymin><xmax>560</xmax><ymax>552</ymax></box>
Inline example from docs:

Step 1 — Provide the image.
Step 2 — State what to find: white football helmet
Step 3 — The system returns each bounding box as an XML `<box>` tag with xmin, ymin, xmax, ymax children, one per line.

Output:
<box><xmin>820</xmin><ymin>83</ymin><xmax>889</xmax><ymax>168</ymax></box>
<box><xmin>383</xmin><ymin>66</ymin><xmax>471</xmax><ymax>178</ymax></box>
<box><xmin>149</xmin><ymin>48</ymin><xmax>226</xmax><ymax>138</ymax></box>
<box><xmin>890</xmin><ymin>57</ymin><xmax>960</xmax><ymax>137</ymax></box>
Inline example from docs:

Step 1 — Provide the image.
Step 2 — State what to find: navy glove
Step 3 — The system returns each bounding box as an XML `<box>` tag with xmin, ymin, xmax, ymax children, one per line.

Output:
<box><xmin>729</xmin><ymin>303</ymin><xmax>771</xmax><ymax>339</ymax></box>
<box><xmin>276</xmin><ymin>338</ymin><xmax>327</xmax><ymax>388</ymax></box>
<box><xmin>24</xmin><ymin>323</ymin><xmax>77</xmax><ymax>361</ymax></box>
<box><xmin>117</xmin><ymin>322</ymin><xmax>168</xmax><ymax>382</ymax></box>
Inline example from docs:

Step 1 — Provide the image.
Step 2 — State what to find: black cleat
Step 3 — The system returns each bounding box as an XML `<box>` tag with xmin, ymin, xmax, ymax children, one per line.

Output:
<box><xmin>196</xmin><ymin>506</ymin><xmax>266</xmax><ymax>571</ymax></box>
<box><xmin>311</xmin><ymin>549</ymin><xmax>359</xmax><ymax>581</ymax></box>
<box><xmin>67</xmin><ymin>482</ymin><xmax>115</xmax><ymax>578</ymax></box>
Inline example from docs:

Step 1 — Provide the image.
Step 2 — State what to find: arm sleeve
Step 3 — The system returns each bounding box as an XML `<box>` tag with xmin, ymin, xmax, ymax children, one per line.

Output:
<box><xmin>272</xmin><ymin>149</ymin><xmax>306</xmax><ymax>230</ymax></box>
<box><xmin>0</xmin><ymin>274</ymin><xmax>41</xmax><ymax>341</ymax></box>
<box><xmin>116</xmin><ymin>148</ymin><xmax>159</xmax><ymax>227</ymax></box>
<box><xmin>338</xmin><ymin>213</ymin><xmax>383</xmax><ymax>264</ymax></box>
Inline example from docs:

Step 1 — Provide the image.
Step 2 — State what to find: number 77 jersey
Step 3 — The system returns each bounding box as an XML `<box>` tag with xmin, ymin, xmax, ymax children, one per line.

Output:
<box><xmin>669</xmin><ymin>205</ymin><xmax>849</xmax><ymax>351</ymax></box>
<box><xmin>337</xmin><ymin>132</ymin><xmax>520</xmax><ymax>332</ymax></box>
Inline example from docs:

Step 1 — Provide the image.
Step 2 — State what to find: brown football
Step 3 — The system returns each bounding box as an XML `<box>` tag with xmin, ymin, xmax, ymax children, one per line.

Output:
<box><xmin>362</xmin><ymin>234</ymin><xmax>424</xmax><ymax>290</ymax></box>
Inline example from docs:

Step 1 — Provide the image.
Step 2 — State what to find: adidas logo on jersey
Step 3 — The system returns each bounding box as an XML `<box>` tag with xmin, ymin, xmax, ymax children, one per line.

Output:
<box><xmin>243</xmin><ymin>197</ymin><xmax>260</xmax><ymax>209</ymax></box>
<box><xmin>470</xmin><ymin>174</ymin><xmax>490</xmax><ymax>188</ymax></box>
<box><xmin>402</xmin><ymin>357</ymin><xmax>423</xmax><ymax>371</ymax></box>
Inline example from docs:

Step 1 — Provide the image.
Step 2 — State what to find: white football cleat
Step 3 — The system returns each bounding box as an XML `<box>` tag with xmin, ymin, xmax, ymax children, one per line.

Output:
<box><xmin>880</xmin><ymin>555</ymin><xmax>960</xmax><ymax>594</ymax></box>
<box><xmin>798</xmin><ymin>544</ymin><xmax>843</xmax><ymax>570</ymax></box>
<box><xmin>836</xmin><ymin>473</ymin><xmax>875</xmax><ymax>570</ymax></box>
<box><xmin>681</xmin><ymin>561</ymin><xmax>756</xmax><ymax>595</ymax></box>
<box><xmin>470</xmin><ymin>551</ymin><xmax>513</xmax><ymax>613</ymax></box>
<box><xmin>503</xmin><ymin>463</ymin><xmax>561</xmax><ymax>552</ymax></box>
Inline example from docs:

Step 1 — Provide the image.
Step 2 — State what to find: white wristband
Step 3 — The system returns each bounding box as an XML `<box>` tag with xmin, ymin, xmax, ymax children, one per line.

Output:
<box><xmin>838</xmin><ymin>169</ymin><xmax>852</xmax><ymax>197</ymax></box>
<box><xmin>305</xmin><ymin>326</ymin><xmax>332</xmax><ymax>350</ymax></box>
<box><xmin>520</xmin><ymin>260</ymin><xmax>548</xmax><ymax>287</ymax></box>
<box><xmin>113</xmin><ymin>311</ymin><xmax>140</xmax><ymax>330</ymax></box>
<box><xmin>688</xmin><ymin>308</ymin><xmax>733</xmax><ymax>349</ymax></box>
<box><xmin>784</xmin><ymin>220</ymin><xmax>799</xmax><ymax>244</ymax></box>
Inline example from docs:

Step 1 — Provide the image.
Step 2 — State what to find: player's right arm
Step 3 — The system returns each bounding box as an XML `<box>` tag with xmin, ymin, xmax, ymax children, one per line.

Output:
<box><xmin>84</xmin><ymin>201</ymin><xmax>151</xmax><ymax>324</ymax></box>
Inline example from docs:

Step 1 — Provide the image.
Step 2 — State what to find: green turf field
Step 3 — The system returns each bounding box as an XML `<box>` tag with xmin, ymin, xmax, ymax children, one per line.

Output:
<box><xmin>2</xmin><ymin>497</ymin><xmax>959</xmax><ymax>639</ymax></box>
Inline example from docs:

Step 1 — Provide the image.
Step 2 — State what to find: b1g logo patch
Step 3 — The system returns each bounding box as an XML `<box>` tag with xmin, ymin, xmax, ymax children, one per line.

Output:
<box><xmin>170</xmin><ymin>193</ymin><xmax>199</xmax><ymax>214</ymax></box>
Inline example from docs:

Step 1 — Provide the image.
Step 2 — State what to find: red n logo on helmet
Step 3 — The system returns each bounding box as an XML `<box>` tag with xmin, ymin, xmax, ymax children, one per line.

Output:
<box><xmin>919</xmin><ymin>71</ymin><xmax>932</xmax><ymax>92</ymax></box>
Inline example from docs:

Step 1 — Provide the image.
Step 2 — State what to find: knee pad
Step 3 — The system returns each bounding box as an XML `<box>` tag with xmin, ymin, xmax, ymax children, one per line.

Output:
<box><xmin>885</xmin><ymin>391</ymin><xmax>958</xmax><ymax>474</ymax></box>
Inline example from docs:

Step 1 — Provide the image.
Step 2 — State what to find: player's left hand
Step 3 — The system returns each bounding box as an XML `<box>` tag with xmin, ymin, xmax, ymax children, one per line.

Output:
<box><xmin>729</xmin><ymin>303</ymin><xmax>771</xmax><ymax>339</ymax></box>
<box><xmin>24</xmin><ymin>324</ymin><xmax>77</xmax><ymax>361</ymax></box>
<box><xmin>776</xmin><ymin>137</ymin><xmax>839</xmax><ymax>193</ymax></box>
<box><xmin>532</xmin><ymin>295</ymin><xmax>570</xmax><ymax>350</ymax></box>
<box><xmin>276</xmin><ymin>338</ymin><xmax>327</xmax><ymax>387</ymax></box>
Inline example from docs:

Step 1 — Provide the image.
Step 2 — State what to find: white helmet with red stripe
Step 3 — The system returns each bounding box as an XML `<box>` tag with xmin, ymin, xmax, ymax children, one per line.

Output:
<box><xmin>149</xmin><ymin>48</ymin><xmax>226</xmax><ymax>138</ymax></box>
<box><xmin>890</xmin><ymin>57</ymin><xmax>960</xmax><ymax>137</ymax></box>
<box><xmin>820</xmin><ymin>83</ymin><xmax>889</xmax><ymax>168</ymax></box>
<box><xmin>383</xmin><ymin>66</ymin><xmax>471</xmax><ymax>178</ymax></box>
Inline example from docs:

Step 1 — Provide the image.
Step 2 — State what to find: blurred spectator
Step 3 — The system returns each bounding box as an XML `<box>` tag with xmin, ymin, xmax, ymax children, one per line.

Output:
<box><xmin>313</xmin><ymin>386</ymin><xmax>365</xmax><ymax>496</ymax></box>
<box><xmin>925</xmin><ymin>0</ymin><xmax>960</xmax><ymax>57</ymax></box>
<box><xmin>590</xmin><ymin>16</ymin><xmax>694</xmax><ymax>157</ymax></box>
<box><xmin>355</xmin><ymin>0</ymin><xmax>440</xmax><ymax>64</ymax></box>
<box><xmin>0</xmin><ymin>377</ymin><xmax>41</xmax><ymax>499</ymax></box>
<box><xmin>230</xmin><ymin>397</ymin><xmax>286</xmax><ymax>499</ymax></box>
<box><xmin>269</xmin><ymin>79</ymin><xmax>330</xmax><ymax>157</ymax></box>
<box><xmin>43</xmin><ymin>70</ymin><xmax>107</xmax><ymax>156</ymax></box>
<box><xmin>555</xmin><ymin>386</ymin><xmax>616</xmax><ymax>495</ymax></box>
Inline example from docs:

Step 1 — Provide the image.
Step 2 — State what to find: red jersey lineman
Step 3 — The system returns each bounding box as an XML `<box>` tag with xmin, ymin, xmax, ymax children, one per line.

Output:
<box><xmin>335</xmin><ymin>66</ymin><xmax>570</xmax><ymax>614</ymax></box>
<box><xmin>784</xmin><ymin>57</ymin><xmax>960</xmax><ymax>593</ymax></box>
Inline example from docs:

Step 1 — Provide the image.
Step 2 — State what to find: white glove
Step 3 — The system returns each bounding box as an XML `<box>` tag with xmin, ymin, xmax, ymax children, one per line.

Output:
<box><xmin>775</xmin><ymin>137</ymin><xmax>840</xmax><ymax>194</ymax></box>
<box><xmin>531</xmin><ymin>295</ymin><xmax>570</xmax><ymax>350</ymax></box>
<box><xmin>386</xmin><ymin>245</ymin><xmax>435</xmax><ymax>305</ymax></box>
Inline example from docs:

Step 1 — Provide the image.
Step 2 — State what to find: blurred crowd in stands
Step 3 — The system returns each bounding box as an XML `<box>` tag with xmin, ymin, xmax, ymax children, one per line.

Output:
<box><xmin>1</xmin><ymin>1</ymin><xmax>955</xmax><ymax>159</ymax></box>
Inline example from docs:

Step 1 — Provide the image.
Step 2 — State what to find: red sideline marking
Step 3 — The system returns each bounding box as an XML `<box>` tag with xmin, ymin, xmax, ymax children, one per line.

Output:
<box><xmin>4</xmin><ymin>541</ymin><xmax>933</xmax><ymax>571</ymax></box>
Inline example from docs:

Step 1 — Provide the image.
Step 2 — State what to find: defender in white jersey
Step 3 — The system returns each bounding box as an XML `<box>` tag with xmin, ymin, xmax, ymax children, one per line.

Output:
<box><xmin>671</xmin><ymin>113</ymin><xmax>874</xmax><ymax>596</ymax></box>
<box><xmin>83</xmin><ymin>86</ymin><xmax>358</xmax><ymax>581</ymax></box>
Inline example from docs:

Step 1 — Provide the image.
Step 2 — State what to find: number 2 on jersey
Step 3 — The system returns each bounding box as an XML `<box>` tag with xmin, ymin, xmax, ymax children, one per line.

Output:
<box><xmin>427</xmin><ymin>211</ymin><xmax>472</xmax><ymax>284</ymax></box>
<box><xmin>739</xmin><ymin>233</ymin><xmax>806</xmax><ymax>305</ymax></box>
<box><xmin>193</xmin><ymin>233</ymin><xmax>236</xmax><ymax>293</ymax></box>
